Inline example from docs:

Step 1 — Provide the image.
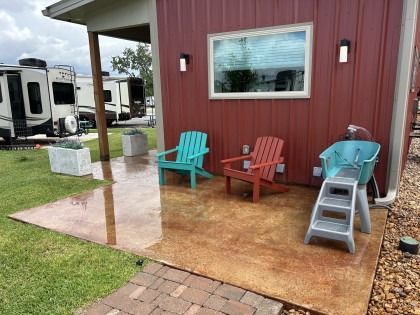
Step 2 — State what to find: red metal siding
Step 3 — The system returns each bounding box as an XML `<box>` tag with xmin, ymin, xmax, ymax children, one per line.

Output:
<box><xmin>156</xmin><ymin>0</ymin><xmax>403</xmax><ymax>192</ymax></box>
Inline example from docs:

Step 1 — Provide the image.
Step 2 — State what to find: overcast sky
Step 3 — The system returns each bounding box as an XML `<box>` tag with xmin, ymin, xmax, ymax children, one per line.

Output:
<box><xmin>0</xmin><ymin>0</ymin><xmax>137</xmax><ymax>75</ymax></box>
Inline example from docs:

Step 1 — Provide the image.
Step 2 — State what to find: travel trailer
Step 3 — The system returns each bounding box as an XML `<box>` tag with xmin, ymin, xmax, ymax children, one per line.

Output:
<box><xmin>77</xmin><ymin>75</ymin><xmax>146</xmax><ymax>127</ymax></box>
<box><xmin>0</xmin><ymin>58</ymin><xmax>78</xmax><ymax>143</ymax></box>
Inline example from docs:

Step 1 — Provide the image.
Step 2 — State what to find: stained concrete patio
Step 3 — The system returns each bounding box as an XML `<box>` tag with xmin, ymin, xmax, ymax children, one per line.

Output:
<box><xmin>10</xmin><ymin>153</ymin><xmax>388</xmax><ymax>315</ymax></box>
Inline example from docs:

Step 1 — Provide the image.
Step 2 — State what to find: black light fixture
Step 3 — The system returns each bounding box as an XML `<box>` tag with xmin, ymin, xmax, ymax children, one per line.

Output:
<box><xmin>339</xmin><ymin>39</ymin><xmax>351</xmax><ymax>63</ymax></box>
<box><xmin>180</xmin><ymin>53</ymin><xmax>190</xmax><ymax>72</ymax></box>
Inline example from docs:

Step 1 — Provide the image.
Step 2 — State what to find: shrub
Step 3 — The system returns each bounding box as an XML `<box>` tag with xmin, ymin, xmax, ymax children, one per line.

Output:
<box><xmin>53</xmin><ymin>140</ymin><xmax>84</xmax><ymax>150</ymax></box>
<box><xmin>122</xmin><ymin>128</ymin><xmax>144</xmax><ymax>136</ymax></box>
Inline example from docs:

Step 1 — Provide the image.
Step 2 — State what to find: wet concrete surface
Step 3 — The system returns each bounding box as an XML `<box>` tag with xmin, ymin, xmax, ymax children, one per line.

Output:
<box><xmin>10</xmin><ymin>153</ymin><xmax>387</xmax><ymax>315</ymax></box>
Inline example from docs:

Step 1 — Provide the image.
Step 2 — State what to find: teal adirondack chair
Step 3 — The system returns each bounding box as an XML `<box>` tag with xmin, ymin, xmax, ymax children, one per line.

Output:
<box><xmin>157</xmin><ymin>131</ymin><xmax>213</xmax><ymax>188</ymax></box>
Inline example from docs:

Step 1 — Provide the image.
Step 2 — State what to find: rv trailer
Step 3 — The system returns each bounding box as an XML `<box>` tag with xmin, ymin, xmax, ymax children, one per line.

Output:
<box><xmin>76</xmin><ymin>75</ymin><xmax>146</xmax><ymax>127</ymax></box>
<box><xmin>0</xmin><ymin>58</ymin><xmax>79</xmax><ymax>143</ymax></box>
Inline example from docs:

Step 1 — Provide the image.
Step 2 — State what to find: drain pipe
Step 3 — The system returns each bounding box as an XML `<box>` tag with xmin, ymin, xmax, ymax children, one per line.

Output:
<box><xmin>375</xmin><ymin>0</ymin><xmax>418</xmax><ymax>205</ymax></box>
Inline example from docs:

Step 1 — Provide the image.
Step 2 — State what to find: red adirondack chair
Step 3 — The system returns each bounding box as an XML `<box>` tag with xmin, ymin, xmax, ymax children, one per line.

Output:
<box><xmin>221</xmin><ymin>136</ymin><xmax>288</xmax><ymax>202</ymax></box>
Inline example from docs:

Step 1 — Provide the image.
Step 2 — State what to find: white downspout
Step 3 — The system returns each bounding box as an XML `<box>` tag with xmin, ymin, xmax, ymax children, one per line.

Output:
<box><xmin>375</xmin><ymin>0</ymin><xmax>418</xmax><ymax>205</ymax></box>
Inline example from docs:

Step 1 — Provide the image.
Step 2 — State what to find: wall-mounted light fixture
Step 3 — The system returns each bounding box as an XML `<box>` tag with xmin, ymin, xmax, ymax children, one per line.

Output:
<box><xmin>180</xmin><ymin>53</ymin><xmax>190</xmax><ymax>72</ymax></box>
<box><xmin>339</xmin><ymin>39</ymin><xmax>351</xmax><ymax>63</ymax></box>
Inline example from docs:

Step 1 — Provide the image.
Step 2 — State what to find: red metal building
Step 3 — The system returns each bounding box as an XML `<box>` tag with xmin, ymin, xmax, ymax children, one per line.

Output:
<box><xmin>44</xmin><ymin>0</ymin><xmax>420</xmax><ymax>203</ymax></box>
<box><xmin>157</xmin><ymin>0</ymin><xmax>415</xmax><ymax>195</ymax></box>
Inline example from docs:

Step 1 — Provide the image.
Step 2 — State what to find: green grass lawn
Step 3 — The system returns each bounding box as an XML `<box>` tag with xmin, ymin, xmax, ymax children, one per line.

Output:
<box><xmin>0</xmin><ymin>127</ymin><xmax>156</xmax><ymax>315</ymax></box>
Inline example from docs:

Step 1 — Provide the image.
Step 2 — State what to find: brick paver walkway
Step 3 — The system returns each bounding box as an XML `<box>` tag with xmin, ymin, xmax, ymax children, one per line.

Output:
<box><xmin>85</xmin><ymin>262</ymin><xmax>283</xmax><ymax>315</ymax></box>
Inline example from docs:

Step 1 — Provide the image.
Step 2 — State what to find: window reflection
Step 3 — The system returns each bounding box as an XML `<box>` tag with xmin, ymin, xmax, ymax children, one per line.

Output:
<box><xmin>211</xmin><ymin>27</ymin><xmax>310</xmax><ymax>97</ymax></box>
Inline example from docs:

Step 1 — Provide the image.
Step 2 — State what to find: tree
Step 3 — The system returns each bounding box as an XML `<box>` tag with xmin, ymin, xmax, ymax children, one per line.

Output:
<box><xmin>111</xmin><ymin>43</ymin><xmax>154</xmax><ymax>96</ymax></box>
<box><xmin>223</xmin><ymin>38</ymin><xmax>257</xmax><ymax>92</ymax></box>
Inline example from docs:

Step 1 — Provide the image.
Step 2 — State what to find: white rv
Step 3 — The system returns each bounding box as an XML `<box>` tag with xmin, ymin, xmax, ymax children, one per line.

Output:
<box><xmin>77</xmin><ymin>75</ymin><xmax>146</xmax><ymax>127</ymax></box>
<box><xmin>0</xmin><ymin>59</ymin><xmax>78</xmax><ymax>143</ymax></box>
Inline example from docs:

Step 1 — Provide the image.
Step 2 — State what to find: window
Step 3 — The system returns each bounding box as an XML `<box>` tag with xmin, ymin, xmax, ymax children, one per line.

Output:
<box><xmin>208</xmin><ymin>23</ymin><xmax>312</xmax><ymax>99</ymax></box>
<box><xmin>104</xmin><ymin>90</ymin><xmax>112</xmax><ymax>102</ymax></box>
<box><xmin>131</xmin><ymin>84</ymin><xmax>144</xmax><ymax>101</ymax></box>
<box><xmin>52</xmin><ymin>82</ymin><xmax>75</xmax><ymax>104</ymax></box>
<box><xmin>27</xmin><ymin>82</ymin><xmax>42</xmax><ymax>114</ymax></box>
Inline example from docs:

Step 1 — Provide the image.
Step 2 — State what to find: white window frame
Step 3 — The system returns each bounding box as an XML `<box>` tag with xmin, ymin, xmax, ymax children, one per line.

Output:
<box><xmin>208</xmin><ymin>22</ymin><xmax>313</xmax><ymax>99</ymax></box>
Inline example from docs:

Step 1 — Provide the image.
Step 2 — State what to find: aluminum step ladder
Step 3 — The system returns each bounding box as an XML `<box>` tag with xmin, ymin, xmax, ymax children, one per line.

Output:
<box><xmin>304</xmin><ymin>177</ymin><xmax>358</xmax><ymax>253</ymax></box>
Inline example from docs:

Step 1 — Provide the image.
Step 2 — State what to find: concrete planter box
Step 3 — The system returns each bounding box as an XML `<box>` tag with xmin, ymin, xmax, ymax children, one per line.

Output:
<box><xmin>122</xmin><ymin>134</ymin><xmax>148</xmax><ymax>156</ymax></box>
<box><xmin>48</xmin><ymin>147</ymin><xmax>92</xmax><ymax>176</ymax></box>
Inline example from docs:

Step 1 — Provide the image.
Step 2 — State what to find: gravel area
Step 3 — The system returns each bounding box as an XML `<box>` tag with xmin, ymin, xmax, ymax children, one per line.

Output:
<box><xmin>282</xmin><ymin>139</ymin><xmax>420</xmax><ymax>315</ymax></box>
<box><xmin>368</xmin><ymin>138</ymin><xmax>420</xmax><ymax>315</ymax></box>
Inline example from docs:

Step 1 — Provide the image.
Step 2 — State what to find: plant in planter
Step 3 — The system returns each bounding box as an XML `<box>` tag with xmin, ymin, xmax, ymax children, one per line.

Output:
<box><xmin>122</xmin><ymin>128</ymin><xmax>148</xmax><ymax>156</ymax></box>
<box><xmin>48</xmin><ymin>140</ymin><xmax>92</xmax><ymax>176</ymax></box>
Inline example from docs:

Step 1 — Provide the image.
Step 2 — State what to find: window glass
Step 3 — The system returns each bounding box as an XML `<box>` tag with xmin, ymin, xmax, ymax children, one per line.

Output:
<box><xmin>209</xmin><ymin>24</ymin><xmax>312</xmax><ymax>98</ymax></box>
<box><xmin>27</xmin><ymin>82</ymin><xmax>42</xmax><ymax>114</ymax></box>
<box><xmin>104</xmin><ymin>90</ymin><xmax>112</xmax><ymax>102</ymax></box>
<box><xmin>131</xmin><ymin>84</ymin><xmax>144</xmax><ymax>101</ymax></box>
<box><xmin>52</xmin><ymin>82</ymin><xmax>75</xmax><ymax>105</ymax></box>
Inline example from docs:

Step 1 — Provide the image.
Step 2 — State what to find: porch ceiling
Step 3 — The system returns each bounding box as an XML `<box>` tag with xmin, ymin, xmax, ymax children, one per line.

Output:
<box><xmin>99</xmin><ymin>25</ymin><xmax>151</xmax><ymax>43</ymax></box>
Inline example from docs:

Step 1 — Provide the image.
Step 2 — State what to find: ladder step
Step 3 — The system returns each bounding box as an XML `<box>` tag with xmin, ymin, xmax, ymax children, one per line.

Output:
<box><xmin>324</xmin><ymin>181</ymin><xmax>357</xmax><ymax>192</ymax></box>
<box><xmin>324</xmin><ymin>177</ymin><xmax>357</xmax><ymax>184</ymax></box>
<box><xmin>313</xmin><ymin>220</ymin><xmax>350</xmax><ymax>234</ymax></box>
<box><xmin>305</xmin><ymin>174</ymin><xmax>358</xmax><ymax>253</ymax></box>
<box><xmin>319</xmin><ymin>197</ymin><xmax>352</xmax><ymax>209</ymax></box>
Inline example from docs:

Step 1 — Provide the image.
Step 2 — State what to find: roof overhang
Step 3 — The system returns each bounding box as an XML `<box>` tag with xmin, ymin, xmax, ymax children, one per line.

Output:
<box><xmin>43</xmin><ymin>0</ymin><xmax>97</xmax><ymax>25</ymax></box>
<box><xmin>43</xmin><ymin>0</ymin><xmax>151</xmax><ymax>43</ymax></box>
